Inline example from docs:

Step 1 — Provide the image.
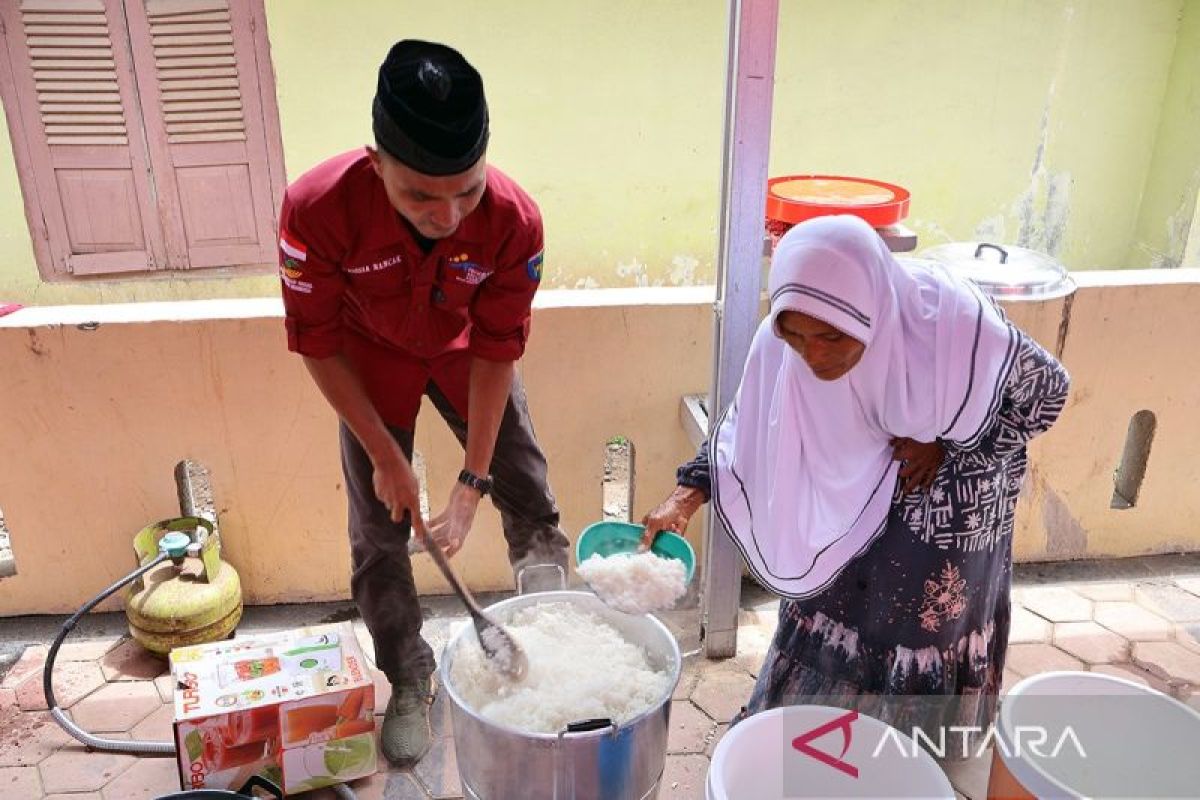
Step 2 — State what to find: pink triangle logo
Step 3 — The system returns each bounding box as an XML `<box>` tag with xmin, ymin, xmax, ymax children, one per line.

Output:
<box><xmin>791</xmin><ymin>709</ymin><xmax>860</xmax><ymax>779</ymax></box>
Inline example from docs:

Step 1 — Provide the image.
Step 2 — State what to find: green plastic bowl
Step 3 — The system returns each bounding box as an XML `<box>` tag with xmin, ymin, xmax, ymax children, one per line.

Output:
<box><xmin>576</xmin><ymin>520</ymin><xmax>696</xmax><ymax>583</ymax></box>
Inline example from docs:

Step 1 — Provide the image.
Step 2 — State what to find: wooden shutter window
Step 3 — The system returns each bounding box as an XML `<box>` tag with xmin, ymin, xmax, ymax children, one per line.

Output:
<box><xmin>1</xmin><ymin>0</ymin><xmax>162</xmax><ymax>274</ymax></box>
<box><xmin>24</xmin><ymin>2</ymin><xmax>128</xmax><ymax>146</ymax></box>
<box><xmin>1</xmin><ymin>0</ymin><xmax>284</xmax><ymax>278</ymax></box>
<box><xmin>147</xmin><ymin>0</ymin><xmax>246</xmax><ymax>144</ymax></box>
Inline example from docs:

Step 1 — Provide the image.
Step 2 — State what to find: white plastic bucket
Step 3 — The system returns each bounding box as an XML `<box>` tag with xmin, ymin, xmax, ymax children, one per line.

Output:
<box><xmin>988</xmin><ymin>671</ymin><xmax>1200</xmax><ymax>799</ymax></box>
<box><xmin>706</xmin><ymin>706</ymin><xmax>954</xmax><ymax>799</ymax></box>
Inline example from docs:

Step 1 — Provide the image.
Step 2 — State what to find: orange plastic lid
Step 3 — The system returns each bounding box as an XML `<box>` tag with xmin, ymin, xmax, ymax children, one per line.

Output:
<box><xmin>766</xmin><ymin>175</ymin><xmax>911</xmax><ymax>227</ymax></box>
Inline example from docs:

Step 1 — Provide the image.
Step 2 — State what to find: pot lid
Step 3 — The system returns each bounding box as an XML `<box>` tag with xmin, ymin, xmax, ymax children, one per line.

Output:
<box><xmin>918</xmin><ymin>241</ymin><xmax>1076</xmax><ymax>301</ymax></box>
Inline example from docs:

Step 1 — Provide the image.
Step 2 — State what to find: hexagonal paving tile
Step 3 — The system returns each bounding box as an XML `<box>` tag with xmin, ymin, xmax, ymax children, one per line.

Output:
<box><xmin>1133</xmin><ymin>583</ymin><xmax>1200</xmax><ymax>623</ymax></box>
<box><xmin>1093</xmin><ymin>601</ymin><xmax>1174</xmax><ymax>641</ymax></box>
<box><xmin>1</xmin><ymin>645</ymin><xmax>47</xmax><ymax>690</ymax></box>
<box><xmin>429</xmin><ymin>688</ymin><xmax>453</xmax><ymax>739</ymax></box>
<box><xmin>1018</xmin><ymin>587</ymin><xmax>1093</xmax><ymax>623</ymax></box>
<box><xmin>1052</xmin><ymin>621</ymin><xmax>1128</xmax><ymax>664</ymax></box>
<box><xmin>99</xmin><ymin>756</ymin><xmax>182</xmax><ymax>800</ymax></box>
<box><xmin>1172</xmin><ymin>576</ymin><xmax>1200</xmax><ymax>598</ymax></box>
<box><xmin>672</xmin><ymin>664</ymin><xmax>700</xmax><ymax>702</ymax></box>
<box><xmin>69</xmin><ymin>681</ymin><xmax>161</xmax><ymax>734</ymax></box>
<box><xmin>342</xmin><ymin>768</ymin><xmax>430</xmax><ymax>800</ymax></box>
<box><xmin>0</xmin><ymin>765</ymin><xmax>42</xmax><ymax>797</ymax></box>
<box><xmin>1086</xmin><ymin>663</ymin><xmax>1147</xmax><ymax>686</ymax></box>
<box><xmin>704</xmin><ymin>723</ymin><xmax>728</xmax><ymax>758</ymax></box>
<box><xmin>667</xmin><ymin>701</ymin><xmax>717</xmax><ymax>754</ymax></box>
<box><xmin>17</xmin><ymin>659</ymin><xmax>106</xmax><ymax>711</ymax></box>
<box><xmin>661</xmin><ymin>753</ymin><xmax>709</xmax><ymax>800</ymax></box>
<box><xmin>412</xmin><ymin>736</ymin><xmax>461</xmax><ymax>799</ymax></box>
<box><xmin>690</xmin><ymin>668</ymin><xmax>756</xmax><ymax>724</ymax></box>
<box><xmin>0</xmin><ymin>700</ymin><xmax>74</xmax><ymax>767</ymax></box>
<box><xmin>1007</xmin><ymin>605</ymin><xmax>1052</xmax><ymax>644</ymax></box>
<box><xmin>1003</xmin><ymin>643</ymin><xmax>1085</xmax><ymax>677</ymax></box>
<box><xmin>154</xmin><ymin>675</ymin><xmax>179</xmax><ymax>705</ymax></box>
<box><xmin>1072</xmin><ymin>582</ymin><xmax>1134</xmax><ymax>602</ymax></box>
<box><xmin>100</xmin><ymin>639</ymin><xmax>168</xmax><ymax>682</ymax></box>
<box><xmin>1176</xmin><ymin>623</ymin><xmax>1200</xmax><ymax>654</ymax></box>
<box><xmin>731</xmin><ymin>625</ymin><xmax>773</xmax><ymax>677</ymax></box>
<box><xmin>1000</xmin><ymin>668</ymin><xmax>1023</xmax><ymax>695</ymax></box>
<box><xmin>1088</xmin><ymin>663</ymin><xmax>1173</xmax><ymax>694</ymax></box>
<box><xmin>129</xmin><ymin>702</ymin><xmax>175</xmax><ymax>742</ymax></box>
<box><xmin>1132</xmin><ymin>641</ymin><xmax>1200</xmax><ymax>685</ymax></box>
<box><xmin>56</xmin><ymin>637</ymin><xmax>120</xmax><ymax>662</ymax></box>
<box><xmin>38</xmin><ymin>746</ymin><xmax>135</xmax><ymax>794</ymax></box>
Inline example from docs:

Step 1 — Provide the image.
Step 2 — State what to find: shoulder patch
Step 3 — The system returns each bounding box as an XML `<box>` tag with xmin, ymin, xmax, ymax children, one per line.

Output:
<box><xmin>526</xmin><ymin>250</ymin><xmax>543</xmax><ymax>282</ymax></box>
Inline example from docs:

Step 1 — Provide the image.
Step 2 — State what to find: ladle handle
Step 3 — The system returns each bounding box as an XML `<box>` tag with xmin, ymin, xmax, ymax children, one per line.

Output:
<box><xmin>415</xmin><ymin>517</ymin><xmax>484</xmax><ymax>617</ymax></box>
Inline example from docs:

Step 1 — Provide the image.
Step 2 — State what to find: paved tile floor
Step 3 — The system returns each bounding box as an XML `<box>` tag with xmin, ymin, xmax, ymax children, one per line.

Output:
<box><xmin>2</xmin><ymin>554</ymin><xmax>1200</xmax><ymax>799</ymax></box>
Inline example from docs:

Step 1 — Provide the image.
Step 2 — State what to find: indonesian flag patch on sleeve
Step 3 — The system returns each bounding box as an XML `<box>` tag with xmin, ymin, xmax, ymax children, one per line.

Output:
<box><xmin>279</xmin><ymin>229</ymin><xmax>307</xmax><ymax>263</ymax></box>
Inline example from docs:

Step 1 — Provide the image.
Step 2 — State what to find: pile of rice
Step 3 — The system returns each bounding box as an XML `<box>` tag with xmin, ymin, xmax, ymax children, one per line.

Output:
<box><xmin>577</xmin><ymin>552</ymin><xmax>687</xmax><ymax>614</ymax></box>
<box><xmin>449</xmin><ymin>601</ymin><xmax>672</xmax><ymax>734</ymax></box>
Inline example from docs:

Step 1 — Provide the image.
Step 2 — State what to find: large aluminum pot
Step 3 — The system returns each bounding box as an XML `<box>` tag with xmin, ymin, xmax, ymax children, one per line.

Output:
<box><xmin>440</xmin><ymin>591</ymin><xmax>681</xmax><ymax>800</ymax></box>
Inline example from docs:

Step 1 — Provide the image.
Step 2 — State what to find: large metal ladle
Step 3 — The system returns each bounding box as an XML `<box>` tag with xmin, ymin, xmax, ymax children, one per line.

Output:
<box><xmin>415</xmin><ymin>518</ymin><xmax>528</xmax><ymax>681</ymax></box>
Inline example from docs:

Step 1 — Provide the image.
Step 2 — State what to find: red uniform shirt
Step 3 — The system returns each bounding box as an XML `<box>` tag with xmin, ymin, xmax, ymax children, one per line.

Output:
<box><xmin>279</xmin><ymin>149</ymin><xmax>544</xmax><ymax>429</ymax></box>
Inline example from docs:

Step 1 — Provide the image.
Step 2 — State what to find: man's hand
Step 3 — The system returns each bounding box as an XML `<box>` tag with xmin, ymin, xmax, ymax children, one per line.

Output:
<box><xmin>891</xmin><ymin>437</ymin><xmax>946</xmax><ymax>493</ymax></box>
<box><xmin>427</xmin><ymin>482</ymin><xmax>483</xmax><ymax>559</ymax></box>
<box><xmin>638</xmin><ymin>486</ymin><xmax>707</xmax><ymax>551</ymax></box>
<box><xmin>372</xmin><ymin>452</ymin><xmax>423</xmax><ymax>524</ymax></box>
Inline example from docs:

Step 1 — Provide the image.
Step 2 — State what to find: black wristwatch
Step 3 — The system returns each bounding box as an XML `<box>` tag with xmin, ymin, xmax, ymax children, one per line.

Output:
<box><xmin>457</xmin><ymin>469</ymin><xmax>494</xmax><ymax>496</ymax></box>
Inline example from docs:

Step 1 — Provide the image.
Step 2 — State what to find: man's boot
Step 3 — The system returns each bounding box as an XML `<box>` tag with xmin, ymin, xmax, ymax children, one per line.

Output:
<box><xmin>380</xmin><ymin>677</ymin><xmax>434</xmax><ymax>765</ymax></box>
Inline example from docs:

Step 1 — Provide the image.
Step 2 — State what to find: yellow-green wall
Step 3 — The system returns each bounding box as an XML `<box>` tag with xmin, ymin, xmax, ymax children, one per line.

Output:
<box><xmin>1</xmin><ymin>0</ymin><xmax>1197</xmax><ymax>303</ymax></box>
<box><xmin>1130</xmin><ymin>0</ymin><xmax>1200</xmax><ymax>268</ymax></box>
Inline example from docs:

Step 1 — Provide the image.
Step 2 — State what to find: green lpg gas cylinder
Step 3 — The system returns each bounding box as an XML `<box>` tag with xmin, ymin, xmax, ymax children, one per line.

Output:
<box><xmin>125</xmin><ymin>517</ymin><xmax>243</xmax><ymax>656</ymax></box>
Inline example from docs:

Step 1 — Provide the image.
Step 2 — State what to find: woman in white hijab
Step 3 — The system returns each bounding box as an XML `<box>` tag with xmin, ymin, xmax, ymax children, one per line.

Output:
<box><xmin>642</xmin><ymin>215</ymin><xmax>1069</xmax><ymax>751</ymax></box>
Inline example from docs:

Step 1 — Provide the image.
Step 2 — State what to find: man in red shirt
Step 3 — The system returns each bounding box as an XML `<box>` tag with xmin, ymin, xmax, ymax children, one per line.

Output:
<box><xmin>278</xmin><ymin>40</ymin><xmax>569</xmax><ymax>765</ymax></box>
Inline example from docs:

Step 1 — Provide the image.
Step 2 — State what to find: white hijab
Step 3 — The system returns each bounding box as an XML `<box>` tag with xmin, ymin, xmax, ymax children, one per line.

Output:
<box><xmin>710</xmin><ymin>216</ymin><xmax>1019</xmax><ymax>598</ymax></box>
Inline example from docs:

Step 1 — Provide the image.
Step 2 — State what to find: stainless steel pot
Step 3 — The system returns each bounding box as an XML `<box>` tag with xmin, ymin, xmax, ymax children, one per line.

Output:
<box><xmin>440</xmin><ymin>591</ymin><xmax>681</xmax><ymax>800</ymax></box>
<box><xmin>917</xmin><ymin>241</ymin><xmax>1076</xmax><ymax>301</ymax></box>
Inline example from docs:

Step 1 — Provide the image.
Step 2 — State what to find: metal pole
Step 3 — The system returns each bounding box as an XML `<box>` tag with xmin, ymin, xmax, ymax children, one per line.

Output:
<box><xmin>702</xmin><ymin>0</ymin><xmax>779</xmax><ymax>658</ymax></box>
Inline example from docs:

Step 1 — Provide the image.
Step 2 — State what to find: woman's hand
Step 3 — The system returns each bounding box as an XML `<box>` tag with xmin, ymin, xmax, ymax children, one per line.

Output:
<box><xmin>638</xmin><ymin>486</ymin><xmax>707</xmax><ymax>550</ymax></box>
<box><xmin>890</xmin><ymin>437</ymin><xmax>945</xmax><ymax>493</ymax></box>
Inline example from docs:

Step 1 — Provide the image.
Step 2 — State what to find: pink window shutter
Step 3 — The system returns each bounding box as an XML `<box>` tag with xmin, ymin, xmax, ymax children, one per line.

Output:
<box><xmin>0</xmin><ymin>0</ymin><xmax>166</xmax><ymax>277</ymax></box>
<box><xmin>123</xmin><ymin>0</ymin><xmax>281</xmax><ymax>270</ymax></box>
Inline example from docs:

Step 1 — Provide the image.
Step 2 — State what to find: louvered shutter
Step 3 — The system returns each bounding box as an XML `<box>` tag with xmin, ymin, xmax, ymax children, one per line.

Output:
<box><xmin>123</xmin><ymin>0</ymin><xmax>280</xmax><ymax>269</ymax></box>
<box><xmin>0</xmin><ymin>0</ymin><xmax>165</xmax><ymax>275</ymax></box>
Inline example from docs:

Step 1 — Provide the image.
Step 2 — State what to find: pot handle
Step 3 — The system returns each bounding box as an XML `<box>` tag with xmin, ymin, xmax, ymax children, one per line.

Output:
<box><xmin>554</xmin><ymin>720</ymin><xmax>616</xmax><ymax>799</ymax></box>
<box><xmin>516</xmin><ymin>563</ymin><xmax>567</xmax><ymax>595</ymax></box>
<box><xmin>566</xmin><ymin>718</ymin><xmax>614</xmax><ymax>733</ymax></box>
<box><xmin>973</xmin><ymin>242</ymin><xmax>1009</xmax><ymax>263</ymax></box>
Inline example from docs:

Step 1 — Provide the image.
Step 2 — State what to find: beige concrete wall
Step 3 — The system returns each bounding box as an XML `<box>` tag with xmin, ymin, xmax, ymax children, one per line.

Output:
<box><xmin>2</xmin><ymin>276</ymin><xmax>1198</xmax><ymax>615</ymax></box>
<box><xmin>1013</xmin><ymin>271</ymin><xmax>1200</xmax><ymax>559</ymax></box>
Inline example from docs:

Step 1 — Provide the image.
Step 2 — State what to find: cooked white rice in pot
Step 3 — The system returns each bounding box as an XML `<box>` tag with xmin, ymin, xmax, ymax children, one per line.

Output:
<box><xmin>448</xmin><ymin>601</ymin><xmax>673</xmax><ymax>734</ymax></box>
